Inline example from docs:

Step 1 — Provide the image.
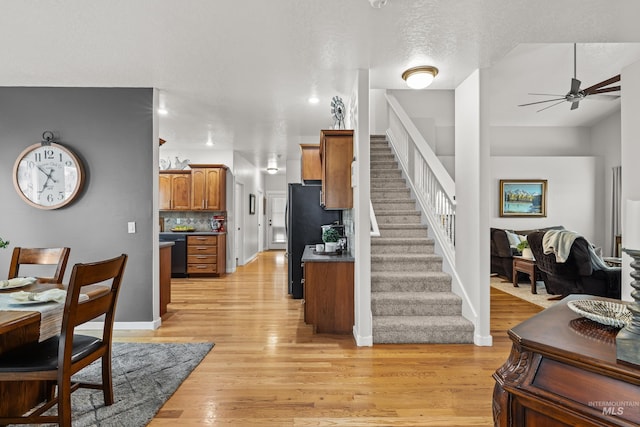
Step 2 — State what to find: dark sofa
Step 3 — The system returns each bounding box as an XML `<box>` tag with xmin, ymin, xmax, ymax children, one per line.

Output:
<box><xmin>527</xmin><ymin>231</ymin><xmax>621</xmax><ymax>298</ymax></box>
<box><xmin>490</xmin><ymin>226</ymin><xmax>564</xmax><ymax>281</ymax></box>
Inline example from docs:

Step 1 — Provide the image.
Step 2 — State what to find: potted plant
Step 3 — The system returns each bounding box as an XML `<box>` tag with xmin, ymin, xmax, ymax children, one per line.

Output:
<box><xmin>517</xmin><ymin>240</ymin><xmax>534</xmax><ymax>259</ymax></box>
<box><xmin>322</xmin><ymin>228</ymin><xmax>340</xmax><ymax>252</ymax></box>
<box><xmin>0</xmin><ymin>237</ymin><xmax>9</xmax><ymax>249</ymax></box>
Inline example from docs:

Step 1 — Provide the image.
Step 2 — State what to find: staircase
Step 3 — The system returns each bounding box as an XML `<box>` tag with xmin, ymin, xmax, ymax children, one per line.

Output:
<box><xmin>370</xmin><ymin>135</ymin><xmax>473</xmax><ymax>344</ymax></box>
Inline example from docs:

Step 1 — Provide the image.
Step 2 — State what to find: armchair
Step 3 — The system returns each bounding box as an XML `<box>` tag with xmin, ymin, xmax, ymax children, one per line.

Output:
<box><xmin>527</xmin><ymin>231</ymin><xmax>621</xmax><ymax>299</ymax></box>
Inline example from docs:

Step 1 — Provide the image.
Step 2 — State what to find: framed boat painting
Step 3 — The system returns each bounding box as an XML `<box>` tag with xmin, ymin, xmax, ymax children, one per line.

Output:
<box><xmin>499</xmin><ymin>179</ymin><xmax>547</xmax><ymax>217</ymax></box>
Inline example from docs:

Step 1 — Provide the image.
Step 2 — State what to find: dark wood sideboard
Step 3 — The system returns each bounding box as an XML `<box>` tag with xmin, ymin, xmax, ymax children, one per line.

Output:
<box><xmin>493</xmin><ymin>294</ymin><xmax>640</xmax><ymax>426</ymax></box>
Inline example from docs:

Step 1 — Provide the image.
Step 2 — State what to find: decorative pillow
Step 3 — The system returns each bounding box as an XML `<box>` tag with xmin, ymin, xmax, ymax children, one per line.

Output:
<box><xmin>505</xmin><ymin>230</ymin><xmax>521</xmax><ymax>248</ymax></box>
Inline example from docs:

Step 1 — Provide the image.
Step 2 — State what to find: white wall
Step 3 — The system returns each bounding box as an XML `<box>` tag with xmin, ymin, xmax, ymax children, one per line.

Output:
<box><xmin>490</xmin><ymin>157</ymin><xmax>599</xmax><ymax>244</ymax></box>
<box><xmin>490</xmin><ymin>126</ymin><xmax>591</xmax><ymax>156</ymax></box>
<box><xmin>455</xmin><ymin>69</ymin><xmax>492</xmax><ymax>346</ymax></box>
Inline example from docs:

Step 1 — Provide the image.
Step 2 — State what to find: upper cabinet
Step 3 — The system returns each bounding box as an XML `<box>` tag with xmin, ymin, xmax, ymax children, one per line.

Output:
<box><xmin>159</xmin><ymin>171</ymin><xmax>191</xmax><ymax>210</ymax></box>
<box><xmin>160</xmin><ymin>165</ymin><xmax>227</xmax><ymax>211</ymax></box>
<box><xmin>300</xmin><ymin>144</ymin><xmax>322</xmax><ymax>182</ymax></box>
<box><xmin>320</xmin><ymin>130</ymin><xmax>353</xmax><ymax>209</ymax></box>
<box><xmin>189</xmin><ymin>164</ymin><xmax>227</xmax><ymax>211</ymax></box>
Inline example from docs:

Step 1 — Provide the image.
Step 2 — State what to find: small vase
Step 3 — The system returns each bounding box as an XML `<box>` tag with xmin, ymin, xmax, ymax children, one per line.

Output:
<box><xmin>522</xmin><ymin>248</ymin><xmax>534</xmax><ymax>259</ymax></box>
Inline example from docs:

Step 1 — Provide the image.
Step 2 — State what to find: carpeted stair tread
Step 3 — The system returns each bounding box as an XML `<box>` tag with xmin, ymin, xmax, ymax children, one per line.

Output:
<box><xmin>373</xmin><ymin>316</ymin><xmax>474</xmax><ymax>344</ymax></box>
<box><xmin>371</xmin><ymin>292</ymin><xmax>463</xmax><ymax>316</ymax></box>
<box><xmin>372</xmin><ymin>237</ymin><xmax>434</xmax><ymax>245</ymax></box>
<box><xmin>371</xmin><ymin>271</ymin><xmax>451</xmax><ymax>292</ymax></box>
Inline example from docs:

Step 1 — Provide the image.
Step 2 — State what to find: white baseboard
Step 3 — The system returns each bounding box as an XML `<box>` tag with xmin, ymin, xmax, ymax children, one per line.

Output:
<box><xmin>353</xmin><ymin>325</ymin><xmax>373</xmax><ymax>347</ymax></box>
<box><xmin>474</xmin><ymin>333</ymin><xmax>493</xmax><ymax>346</ymax></box>
<box><xmin>75</xmin><ymin>319</ymin><xmax>162</xmax><ymax>331</ymax></box>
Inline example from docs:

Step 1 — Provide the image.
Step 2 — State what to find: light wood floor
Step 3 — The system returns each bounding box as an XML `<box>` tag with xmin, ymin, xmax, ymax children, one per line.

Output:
<box><xmin>114</xmin><ymin>250</ymin><xmax>542</xmax><ymax>426</ymax></box>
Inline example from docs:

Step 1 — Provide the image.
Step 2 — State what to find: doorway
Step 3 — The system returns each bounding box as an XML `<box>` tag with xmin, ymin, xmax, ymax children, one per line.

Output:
<box><xmin>266</xmin><ymin>191</ymin><xmax>286</xmax><ymax>250</ymax></box>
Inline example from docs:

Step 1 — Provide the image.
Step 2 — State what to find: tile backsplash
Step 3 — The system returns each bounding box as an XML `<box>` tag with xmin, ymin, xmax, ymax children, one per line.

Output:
<box><xmin>160</xmin><ymin>211</ymin><xmax>226</xmax><ymax>232</ymax></box>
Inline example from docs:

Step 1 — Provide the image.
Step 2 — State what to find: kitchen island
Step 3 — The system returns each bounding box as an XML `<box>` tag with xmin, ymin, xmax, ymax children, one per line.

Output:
<box><xmin>301</xmin><ymin>245</ymin><xmax>354</xmax><ymax>334</ymax></box>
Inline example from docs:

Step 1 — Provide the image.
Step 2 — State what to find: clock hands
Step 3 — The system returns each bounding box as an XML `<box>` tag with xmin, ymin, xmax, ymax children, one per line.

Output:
<box><xmin>37</xmin><ymin>165</ymin><xmax>59</xmax><ymax>193</ymax></box>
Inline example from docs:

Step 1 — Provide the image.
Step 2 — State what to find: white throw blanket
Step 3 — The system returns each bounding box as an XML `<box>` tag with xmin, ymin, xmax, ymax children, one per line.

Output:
<box><xmin>542</xmin><ymin>230</ymin><xmax>579</xmax><ymax>262</ymax></box>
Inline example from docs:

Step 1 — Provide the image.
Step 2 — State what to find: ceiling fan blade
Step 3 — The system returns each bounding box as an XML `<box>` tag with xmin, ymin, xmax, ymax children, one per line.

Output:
<box><xmin>589</xmin><ymin>86</ymin><xmax>620</xmax><ymax>95</ymax></box>
<box><xmin>570</xmin><ymin>101</ymin><xmax>580</xmax><ymax>110</ymax></box>
<box><xmin>585</xmin><ymin>94</ymin><xmax>620</xmax><ymax>101</ymax></box>
<box><xmin>528</xmin><ymin>93</ymin><xmax>565</xmax><ymax>97</ymax></box>
<box><xmin>570</xmin><ymin>78</ymin><xmax>581</xmax><ymax>94</ymax></box>
<box><xmin>583</xmin><ymin>75</ymin><xmax>621</xmax><ymax>94</ymax></box>
<box><xmin>518</xmin><ymin>97</ymin><xmax>566</xmax><ymax>107</ymax></box>
<box><xmin>536</xmin><ymin>100</ymin><xmax>566</xmax><ymax>113</ymax></box>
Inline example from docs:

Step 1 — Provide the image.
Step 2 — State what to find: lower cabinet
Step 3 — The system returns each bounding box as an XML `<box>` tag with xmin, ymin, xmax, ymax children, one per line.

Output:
<box><xmin>304</xmin><ymin>260</ymin><xmax>354</xmax><ymax>334</ymax></box>
<box><xmin>159</xmin><ymin>243</ymin><xmax>172</xmax><ymax>316</ymax></box>
<box><xmin>186</xmin><ymin>234</ymin><xmax>226</xmax><ymax>277</ymax></box>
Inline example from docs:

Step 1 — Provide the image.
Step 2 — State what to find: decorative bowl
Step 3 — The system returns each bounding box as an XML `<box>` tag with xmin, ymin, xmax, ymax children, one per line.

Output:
<box><xmin>567</xmin><ymin>300</ymin><xmax>632</xmax><ymax>328</ymax></box>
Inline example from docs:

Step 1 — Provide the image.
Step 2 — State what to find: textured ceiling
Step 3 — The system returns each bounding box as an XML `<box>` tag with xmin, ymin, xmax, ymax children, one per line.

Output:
<box><xmin>2</xmin><ymin>0</ymin><xmax>640</xmax><ymax>170</ymax></box>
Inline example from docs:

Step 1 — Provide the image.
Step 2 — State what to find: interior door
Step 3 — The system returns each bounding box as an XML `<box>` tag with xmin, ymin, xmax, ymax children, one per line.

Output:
<box><xmin>267</xmin><ymin>191</ymin><xmax>286</xmax><ymax>250</ymax></box>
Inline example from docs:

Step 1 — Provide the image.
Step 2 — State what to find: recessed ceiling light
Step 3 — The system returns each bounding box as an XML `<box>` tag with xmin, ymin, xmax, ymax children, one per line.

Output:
<box><xmin>157</xmin><ymin>107</ymin><xmax>168</xmax><ymax>115</ymax></box>
<box><xmin>308</xmin><ymin>96</ymin><xmax>319</xmax><ymax>104</ymax></box>
<box><xmin>206</xmin><ymin>140</ymin><xmax>214</xmax><ymax>147</ymax></box>
<box><xmin>402</xmin><ymin>66</ymin><xmax>439</xmax><ymax>89</ymax></box>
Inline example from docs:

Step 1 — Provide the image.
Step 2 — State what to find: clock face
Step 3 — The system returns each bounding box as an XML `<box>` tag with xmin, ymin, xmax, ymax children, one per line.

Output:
<box><xmin>13</xmin><ymin>142</ymin><xmax>85</xmax><ymax>210</ymax></box>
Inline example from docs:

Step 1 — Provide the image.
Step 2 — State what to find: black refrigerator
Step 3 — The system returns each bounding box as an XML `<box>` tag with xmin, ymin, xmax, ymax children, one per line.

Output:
<box><xmin>287</xmin><ymin>183</ymin><xmax>341</xmax><ymax>299</ymax></box>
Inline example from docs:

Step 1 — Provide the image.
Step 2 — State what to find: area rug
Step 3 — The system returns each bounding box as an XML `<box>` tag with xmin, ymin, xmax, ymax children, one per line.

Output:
<box><xmin>490</xmin><ymin>276</ymin><xmax>558</xmax><ymax>309</ymax></box>
<box><xmin>25</xmin><ymin>342</ymin><xmax>213</xmax><ymax>427</ymax></box>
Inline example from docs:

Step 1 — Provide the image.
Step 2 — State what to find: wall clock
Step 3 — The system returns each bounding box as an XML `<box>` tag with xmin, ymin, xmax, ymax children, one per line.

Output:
<box><xmin>12</xmin><ymin>133</ymin><xmax>85</xmax><ymax>210</ymax></box>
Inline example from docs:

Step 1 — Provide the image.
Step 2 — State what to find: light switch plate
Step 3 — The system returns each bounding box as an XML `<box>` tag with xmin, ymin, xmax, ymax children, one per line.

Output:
<box><xmin>127</xmin><ymin>222</ymin><xmax>136</xmax><ymax>233</ymax></box>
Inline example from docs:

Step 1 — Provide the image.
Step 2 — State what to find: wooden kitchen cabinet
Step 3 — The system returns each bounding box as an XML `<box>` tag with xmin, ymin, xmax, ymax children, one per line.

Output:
<box><xmin>300</xmin><ymin>144</ymin><xmax>321</xmax><ymax>181</ymax></box>
<box><xmin>187</xmin><ymin>234</ymin><xmax>226</xmax><ymax>276</ymax></box>
<box><xmin>159</xmin><ymin>171</ymin><xmax>191</xmax><ymax>210</ymax></box>
<box><xmin>320</xmin><ymin>129</ymin><xmax>353</xmax><ymax>209</ymax></box>
<box><xmin>190</xmin><ymin>164</ymin><xmax>227</xmax><ymax>211</ymax></box>
<box><xmin>303</xmin><ymin>259</ymin><xmax>354</xmax><ymax>334</ymax></box>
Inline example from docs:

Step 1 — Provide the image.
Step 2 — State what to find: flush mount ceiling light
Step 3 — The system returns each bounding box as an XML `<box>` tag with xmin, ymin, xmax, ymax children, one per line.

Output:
<box><xmin>267</xmin><ymin>167</ymin><xmax>278</xmax><ymax>175</ymax></box>
<box><xmin>157</xmin><ymin>107</ymin><xmax>168</xmax><ymax>115</ymax></box>
<box><xmin>402</xmin><ymin>66</ymin><xmax>439</xmax><ymax>89</ymax></box>
<box><xmin>369</xmin><ymin>0</ymin><xmax>389</xmax><ymax>8</ymax></box>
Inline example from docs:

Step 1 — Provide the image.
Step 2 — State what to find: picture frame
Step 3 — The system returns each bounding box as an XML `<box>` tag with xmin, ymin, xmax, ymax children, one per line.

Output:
<box><xmin>499</xmin><ymin>179</ymin><xmax>547</xmax><ymax>217</ymax></box>
<box><xmin>249</xmin><ymin>193</ymin><xmax>256</xmax><ymax>215</ymax></box>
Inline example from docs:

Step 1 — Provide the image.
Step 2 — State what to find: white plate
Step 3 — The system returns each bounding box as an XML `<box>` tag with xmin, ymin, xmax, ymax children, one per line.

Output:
<box><xmin>0</xmin><ymin>277</ymin><xmax>37</xmax><ymax>290</ymax></box>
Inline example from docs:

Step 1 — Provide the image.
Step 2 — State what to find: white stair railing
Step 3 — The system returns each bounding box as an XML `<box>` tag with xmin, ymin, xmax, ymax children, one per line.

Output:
<box><xmin>384</xmin><ymin>93</ymin><xmax>456</xmax><ymax>264</ymax></box>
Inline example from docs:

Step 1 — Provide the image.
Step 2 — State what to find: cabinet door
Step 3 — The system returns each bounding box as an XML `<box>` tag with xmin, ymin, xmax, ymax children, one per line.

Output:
<box><xmin>159</xmin><ymin>174</ymin><xmax>172</xmax><ymax>210</ymax></box>
<box><xmin>191</xmin><ymin>169</ymin><xmax>206</xmax><ymax>209</ymax></box>
<box><xmin>300</xmin><ymin>144</ymin><xmax>321</xmax><ymax>181</ymax></box>
<box><xmin>171</xmin><ymin>174</ymin><xmax>192</xmax><ymax>210</ymax></box>
<box><xmin>320</xmin><ymin>130</ymin><xmax>353</xmax><ymax>209</ymax></box>
<box><xmin>204</xmin><ymin>168</ymin><xmax>225</xmax><ymax>210</ymax></box>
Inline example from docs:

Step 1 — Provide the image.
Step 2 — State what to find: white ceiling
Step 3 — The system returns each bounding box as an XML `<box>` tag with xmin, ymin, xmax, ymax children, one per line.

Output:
<box><xmin>2</xmin><ymin>1</ymin><xmax>640</xmax><ymax>171</ymax></box>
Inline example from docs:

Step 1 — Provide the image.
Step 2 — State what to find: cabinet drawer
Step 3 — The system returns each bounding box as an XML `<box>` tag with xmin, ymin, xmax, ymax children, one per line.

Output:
<box><xmin>187</xmin><ymin>263</ymin><xmax>218</xmax><ymax>273</ymax></box>
<box><xmin>187</xmin><ymin>245</ymin><xmax>217</xmax><ymax>255</ymax></box>
<box><xmin>187</xmin><ymin>254</ymin><xmax>216</xmax><ymax>264</ymax></box>
<box><xmin>187</xmin><ymin>235</ymin><xmax>218</xmax><ymax>245</ymax></box>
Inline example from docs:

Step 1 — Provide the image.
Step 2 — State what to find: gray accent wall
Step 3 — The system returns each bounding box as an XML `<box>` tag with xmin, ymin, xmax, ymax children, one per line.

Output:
<box><xmin>0</xmin><ymin>87</ymin><xmax>154</xmax><ymax>322</ymax></box>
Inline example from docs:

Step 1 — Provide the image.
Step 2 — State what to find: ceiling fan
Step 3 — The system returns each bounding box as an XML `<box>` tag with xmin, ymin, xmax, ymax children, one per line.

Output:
<box><xmin>518</xmin><ymin>44</ymin><xmax>621</xmax><ymax>112</ymax></box>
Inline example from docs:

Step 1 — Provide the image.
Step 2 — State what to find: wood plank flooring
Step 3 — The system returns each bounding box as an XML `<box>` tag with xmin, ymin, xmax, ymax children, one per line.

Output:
<box><xmin>113</xmin><ymin>250</ymin><xmax>542</xmax><ymax>426</ymax></box>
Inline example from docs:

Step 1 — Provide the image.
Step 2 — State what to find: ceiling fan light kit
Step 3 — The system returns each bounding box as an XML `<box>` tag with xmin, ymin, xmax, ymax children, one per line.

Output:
<box><xmin>402</xmin><ymin>66</ymin><xmax>439</xmax><ymax>89</ymax></box>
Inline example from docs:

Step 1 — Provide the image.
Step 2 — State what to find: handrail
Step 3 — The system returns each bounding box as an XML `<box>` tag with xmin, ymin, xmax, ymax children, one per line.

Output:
<box><xmin>385</xmin><ymin>92</ymin><xmax>456</xmax><ymax>257</ymax></box>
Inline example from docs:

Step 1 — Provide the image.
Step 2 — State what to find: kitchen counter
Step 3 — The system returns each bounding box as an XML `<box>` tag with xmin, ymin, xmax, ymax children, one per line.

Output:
<box><xmin>302</xmin><ymin>245</ymin><xmax>354</xmax><ymax>263</ymax></box>
<box><xmin>159</xmin><ymin>241</ymin><xmax>175</xmax><ymax>249</ymax></box>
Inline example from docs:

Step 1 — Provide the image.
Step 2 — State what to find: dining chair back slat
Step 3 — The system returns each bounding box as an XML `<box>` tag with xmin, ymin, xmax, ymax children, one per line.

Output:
<box><xmin>8</xmin><ymin>247</ymin><xmax>71</xmax><ymax>284</ymax></box>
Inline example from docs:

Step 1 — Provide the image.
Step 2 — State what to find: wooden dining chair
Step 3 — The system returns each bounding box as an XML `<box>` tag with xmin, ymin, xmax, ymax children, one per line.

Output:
<box><xmin>8</xmin><ymin>247</ymin><xmax>71</xmax><ymax>284</ymax></box>
<box><xmin>0</xmin><ymin>253</ymin><xmax>128</xmax><ymax>426</ymax></box>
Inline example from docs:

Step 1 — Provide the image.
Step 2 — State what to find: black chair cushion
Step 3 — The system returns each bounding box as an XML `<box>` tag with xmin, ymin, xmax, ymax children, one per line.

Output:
<box><xmin>0</xmin><ymin>335</ymin><xmax>102</xmax><ymax>372</ymax></box>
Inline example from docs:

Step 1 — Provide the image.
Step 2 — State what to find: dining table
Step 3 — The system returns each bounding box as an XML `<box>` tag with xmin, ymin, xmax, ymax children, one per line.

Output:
<box><xmin>0</xmin><ymin>279</ymin><xmax>108</xmax><ymax>417</ymax></box>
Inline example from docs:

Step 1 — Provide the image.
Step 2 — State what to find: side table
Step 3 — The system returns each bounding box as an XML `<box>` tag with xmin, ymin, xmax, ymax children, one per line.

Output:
<box><xmin>512</xmin><ymin>256</ymin><xmax>538</xmax><ymax>294</ymax></box>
